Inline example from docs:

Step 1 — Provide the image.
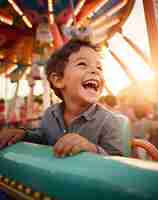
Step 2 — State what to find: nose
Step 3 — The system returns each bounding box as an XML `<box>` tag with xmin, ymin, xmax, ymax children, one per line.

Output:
<box><xmin>89</xmin><ymin>65</ymin><xmax>100</xmax><ymax>74</ymax></box>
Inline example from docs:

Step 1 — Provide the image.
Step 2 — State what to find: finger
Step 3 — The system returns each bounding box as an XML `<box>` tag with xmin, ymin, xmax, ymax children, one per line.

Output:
<box><xmin>0</xmin><ymin>139</ymin><xmax>8</xmax><ymax>149</ymax></box>
<box><xmin>54</xmin><ymin>136</ymin><xmax>77</xmax><ymax>157</ymax></box>
<box><xmin>54</xmin><ymin>134</ymin><xmax>78</xmax><ymax>155</ymax></box>
<box><xmin>71</xmin><ymin>140</ymin><xmax>92</xmax><ymax>155</ymax></box>
<box><xmin>71</xmin><ymin>145</ymin><xmax>83</xmax><ymax>155</ymax></box>
<box><xmin>59</xmin><ymin>138</ymin><xmax>81</xmax><ymax>157</ymax></box>
<box><xmin>58</xmin><ymin>142</ymin><xmax>74</xmax><ymax>157</ymax></box>
<box><xmin>0</xmin><ymin>135</ymin><xmax>12</xmax><ymax>149</ymax></box>
<box><xmin>7</xmin><ymin>134</ymin><xmax>22</xmax><ymax>146</ymax></box>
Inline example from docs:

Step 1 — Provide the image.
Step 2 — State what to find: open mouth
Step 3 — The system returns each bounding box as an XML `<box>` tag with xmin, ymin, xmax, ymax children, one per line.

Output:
<box><xmin>82</xmin><ymin>79</ymin><xmax>99</xmax><ymax>92</ymax></box>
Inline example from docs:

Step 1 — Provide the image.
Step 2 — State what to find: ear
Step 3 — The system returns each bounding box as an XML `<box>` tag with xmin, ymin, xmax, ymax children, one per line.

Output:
<box><xmin>49</xmin><ymin>72</ymin><xmax>64</xmax><ymax>89</ymax></box>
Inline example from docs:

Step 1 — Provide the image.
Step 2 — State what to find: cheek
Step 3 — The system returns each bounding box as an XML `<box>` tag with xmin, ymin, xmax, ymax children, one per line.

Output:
<box><xmin>64</xmin><ymin>74</ymin><xmax>80</xmax><ymax>90</ymax></box>
<box><xmin>65</xmin><ymin>70</ymin><xmax>82</xmax><ymax>82</ymax></box>
<box><xmin>100</xmin><ymin>75</ymin><xmax>105</xmax><ymax>87</ymax></box>
<box><xmin>102</xmin><ymin>79</ymin><xmax>105</xmax><ymax>88</ymax></box>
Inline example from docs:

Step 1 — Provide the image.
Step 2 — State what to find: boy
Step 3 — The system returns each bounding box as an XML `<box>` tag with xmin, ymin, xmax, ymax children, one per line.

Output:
<box><xmin>0</xmin><ymin>39</ymin><xmax>124</xmax><ymax>157</ymax></box>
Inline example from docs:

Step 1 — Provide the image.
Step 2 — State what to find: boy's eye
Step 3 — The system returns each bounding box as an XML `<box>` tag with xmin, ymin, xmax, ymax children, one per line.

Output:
<box><xmin>97</xmin><ymin>65</ymin><xmax>103</xmax><ymax>71</ymax></box>
<box><xmin>77</xmin><ymin>62</ymin><xmax>87</xmax><ymax>66</ymax></box>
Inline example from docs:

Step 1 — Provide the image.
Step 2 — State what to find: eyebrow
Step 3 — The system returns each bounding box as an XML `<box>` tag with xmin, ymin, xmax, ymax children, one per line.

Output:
<box><xmin>96</xmin><ymin>61</ymin><xmax>103</xmax><ymax>69</ymax></box>
<box><xmin>74</xmin><ymin>57</ymin><xmax>87</xmax><ymax>62</ymax></box>
<box><xmin>96</xmin><ymin>60</ymin><xmax>102</xmax><ymax>65</ymax></box>
<box><xmin>74</xmin><ymin>57</ymin><xmax>102</xmax><ymax>64</ymax></box>
<box><xmin>68</xmin><ymin>57</ymin><xmax>86</xmax><ymax>65</ymax></box>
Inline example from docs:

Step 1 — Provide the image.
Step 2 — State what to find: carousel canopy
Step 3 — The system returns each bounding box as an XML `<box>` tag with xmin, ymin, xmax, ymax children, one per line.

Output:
<box><xmin>0</xmin><ymin>0</ymin><xmax>135</xmax><ymax>81</ymax></box>
<box><xmin>0</xmin><ymin>0</ymin><xmax>156</xmax><ymax>101</ymax></box>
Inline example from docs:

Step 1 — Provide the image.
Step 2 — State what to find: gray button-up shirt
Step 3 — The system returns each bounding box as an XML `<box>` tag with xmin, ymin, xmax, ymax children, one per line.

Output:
<box><xmin>24</xmin><ymin>103</ymin><xmax>124</xmax><ymax>156</ymax></box>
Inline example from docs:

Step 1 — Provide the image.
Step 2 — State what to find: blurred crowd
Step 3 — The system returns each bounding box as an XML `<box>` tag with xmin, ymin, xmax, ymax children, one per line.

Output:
<box><xmin>0</xmin><ymin>96</ymin><xmax>43</xmax><ymax>130</ymax></box>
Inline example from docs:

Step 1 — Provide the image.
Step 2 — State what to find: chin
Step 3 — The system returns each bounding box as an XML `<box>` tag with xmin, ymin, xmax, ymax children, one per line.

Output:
<box><xmin>78</xmin><ymin>88</ymin><xmax>100</xmax><ymax>104</ymax></box>
<box><xmin>81</xmin><ymin>96</ymin><xmax>98</xmax><ymax>105</ymax></box>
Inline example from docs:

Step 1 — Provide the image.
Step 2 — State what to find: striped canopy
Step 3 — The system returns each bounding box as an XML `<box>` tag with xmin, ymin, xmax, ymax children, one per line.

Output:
<box><xmin>0</xmin><ymin>0</ymin><xmax>135</xmax><ymax>81</ymax></box>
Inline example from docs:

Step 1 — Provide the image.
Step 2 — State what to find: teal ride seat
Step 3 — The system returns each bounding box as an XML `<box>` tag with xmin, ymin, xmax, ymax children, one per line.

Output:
<box><xmin>116</xmin><ymin>114</ymin><xmax>132</xmax><ymax>157</ymax></box>
<box><xmin>0</xmin><ymin>142</ymin><xmax>158</xmax><ymax>200</ymax></box>
<box><xmin>116</xmin><ymin>114</ymin><xmax>158</xmax><ymax>161</ymax></box>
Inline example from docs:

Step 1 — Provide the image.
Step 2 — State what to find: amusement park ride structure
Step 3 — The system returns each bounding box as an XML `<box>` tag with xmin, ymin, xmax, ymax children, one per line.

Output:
<box><xmin>0</xmin><ymin>0</ymin><xmax>155</xmax><ymax>110</ymax></box>
<box><xmin>0</xmin><ymin>0</ymin><xmax>136</xmax><ymax>81</ymax></box>
<box><xmin>0</xmin><ymin>0</ymin><xmax>158</xmax><ymax>156</ymax></box>
<box><xmin>0</xmin><ymin>0</ymin><xmax>137</xmax><ymax>120</ymax></box>
<box><xmin>0</xmin><ymin>1</ymin><xmax>158</xmax><ymax>200</ymax></box>
<box><xmin>0</xmin><ymin>1</ymin><xmax>158</xmax><ymax>123</ymax></box>
<box><xmin>0</xmin><ymin>0</ymin><xmax>157</xmax><ymax>98</ymax></box>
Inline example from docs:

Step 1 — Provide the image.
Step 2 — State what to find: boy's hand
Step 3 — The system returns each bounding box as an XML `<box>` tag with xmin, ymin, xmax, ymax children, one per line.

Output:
<box><xmin>54</xmin><ymin>133</ymin><xmax>97</xmax><ymax>157</ymax></box>
<box><xmin>0</xmin><ymin>128</ymin><xmax>25</xmax><ymax>149</ymax></box>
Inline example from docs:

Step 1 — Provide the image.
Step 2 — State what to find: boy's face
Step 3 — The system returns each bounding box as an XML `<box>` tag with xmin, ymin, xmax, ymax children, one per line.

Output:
<box><xmin>55</xmin><ymin>46</ymin><xmax>105</xmax><ymax>105</ymax></box>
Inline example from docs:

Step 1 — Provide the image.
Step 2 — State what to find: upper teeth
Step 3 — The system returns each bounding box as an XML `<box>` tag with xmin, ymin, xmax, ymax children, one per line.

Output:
<box><xmin>85</xmin><ymin>80</ymin><xmax>98</xmax><ymax>86</ymax></box>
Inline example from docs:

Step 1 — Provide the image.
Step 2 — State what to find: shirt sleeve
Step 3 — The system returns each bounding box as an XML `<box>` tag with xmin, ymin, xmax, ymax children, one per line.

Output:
<box><xmin>22</xmin><ymin>127</ymin><xmax>48</xmax><ymax>145</ymax></box>
<box><xmin>95</xmin><ymin>145</ymin><xmax>109</xmax><ymax>156</ymax></box>
<box><xmin>98</xmin><ymin>113</ymin><xmax>130</xmax><ymax>156</ymax></box>
<box><xmin>22</xmin><ymin>108</ymin><xmax>51</xmax><ymax>145</ymax></box>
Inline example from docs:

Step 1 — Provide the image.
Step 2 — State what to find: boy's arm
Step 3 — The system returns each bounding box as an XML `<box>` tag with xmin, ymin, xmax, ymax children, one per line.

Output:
<box><xmin>0</xmin><ymin>128</ymin><xmax>26</xmax><ymax>148</ymax></box>
<box><xmin>22</xmin><ymin>110</ymin><xmax>50</xmax><ymax>144</ymax></box>
<box><xmin>22</xmin><ymin>128</ymin><xmax>47</xmax><ymax>144</ymax></box>
<box><xmin>0</xmin><ymin>126</ymin><xmax>47</xmax><ymax>149</ymax></box>
<box><xmin>23</xmin><ymin>106</ymin><xmax>56</xmax><ymax>145</ymax></box>
<box><xmin>0</xmin><ymin>107</ymin><xmax>51</xmax><ymax>148</ymax></box>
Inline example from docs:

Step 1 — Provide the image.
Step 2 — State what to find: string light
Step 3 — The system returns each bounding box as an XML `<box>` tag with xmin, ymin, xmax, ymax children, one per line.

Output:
<box><xmin>90</xmin><ymin>0</ymin><xmax>127</xmax><ymax>28</ymax></box>
<box><xmin>66</xmin><ymin>0</ymin><xmax>86</xmax><ymax>27</ymax></box>
<box><xmin>0</xmin><ymin>14</ymin><xmax>13</xmax><ymax>25</ymax></box>
<box><xmin>48</xmin><ymin>0</ymin><xmax>53</xmax><ymax>12</ymax></box>
<box><xmin>88</xmin><ymin>0</ymin><xmax>108</xmax><ymax>18</ymax></box>
<box><xmin>91</xmin><ymin>18</ymin><xmax>120</xmax><ymax>44</ymax></box>
<box><xmin>76</xmin><ymin>0</ymin><xmax>109</xmax><ymax>26</ymax></box>
<box><xmin>0</xmin><ymin>53</ymin><xmax>4</xmax><ymax>59</ymax></box>
<box><xmin>105</xmin><ymin>0</ymin><xmax>128</xmax><ymax>17</ymax></box>
<box><xmin>48</xmin><ymin>0</ymin><xmax>54</xmax><ymax>24</ymax></box>
<box><xmin>21</xmin><ymin>67</ymin><xmax>31</xmax><ymax>80</ymax></box>
<box><xmin>22</xmin><ymin>15</ymin><xmax>32</xmax><ymax>28</ymax></box>
<box><xmin>90</xmin><ymin>17</ymin><xmax>120</xmax><ymax>29</ymax></box>
<box><xmin>8</xmin><ymin>0</ymin><xmax>32</xmax><ymax>28</ymax></box>
<box><xmin>49</xmin><ymin>13</ymin><xmax>54</xmax><ymax>24</ymax></box>
<box><xmin>5</xmin><ymin>64</ymin><xmax>17</xmax><ymax>75</ymax></box>
<box><xmin>8</xmin><ymin>0</ymin><xmax>23</xmax><ymax>16</ymax></box>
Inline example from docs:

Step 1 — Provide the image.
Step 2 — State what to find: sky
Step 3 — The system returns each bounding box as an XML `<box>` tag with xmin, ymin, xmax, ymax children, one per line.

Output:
<box><xmin>0</xmin><ymin>0</ymin><xmax>155</xmax><ymax>99</ymax></box>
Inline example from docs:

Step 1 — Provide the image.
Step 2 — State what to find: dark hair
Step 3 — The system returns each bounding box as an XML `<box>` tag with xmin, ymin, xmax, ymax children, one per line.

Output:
<box><xmin>46</xmin><ymin>39</ymin><xmax>99</xmax><ymax>100</ymax></box>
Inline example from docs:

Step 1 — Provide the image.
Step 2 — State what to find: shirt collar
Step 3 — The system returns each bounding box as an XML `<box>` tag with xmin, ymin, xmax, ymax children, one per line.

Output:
<box><xmin>51</xmin><ymin>103</ymin><xmax>97</xmax><ymax>121</ymax></box>
<box><xmin>51</xmin><ymin>103</ymin><xmax>64</xmax><ymax>119</ymax></box>
<box><xmin>81</xmin><ymin>103</ymin><xmax>97</xmax><ymax>120</ymax></box>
